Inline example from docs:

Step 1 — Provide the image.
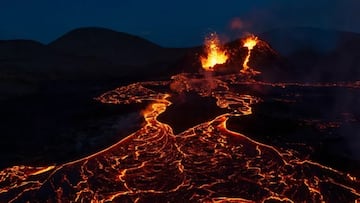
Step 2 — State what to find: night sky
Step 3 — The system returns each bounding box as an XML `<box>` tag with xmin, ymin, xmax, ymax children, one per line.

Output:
<box><xmin>1</xmin><ymin>0</ymin><xmax>359</xmax><ymax>47</ymax></box>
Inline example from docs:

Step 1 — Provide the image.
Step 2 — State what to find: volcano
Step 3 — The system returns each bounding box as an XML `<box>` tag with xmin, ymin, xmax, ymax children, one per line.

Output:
<box><xmin>0</xmin><ymin>27</ymin><xmax>360</xmax><ymax>202</ymax></box>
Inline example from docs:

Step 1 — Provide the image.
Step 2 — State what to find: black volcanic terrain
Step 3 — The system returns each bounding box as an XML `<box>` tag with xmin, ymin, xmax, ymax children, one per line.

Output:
<box><xmin>1</xmin><ymin>26</ymin><xmax>360</xmax><ymax>172</ymax></box>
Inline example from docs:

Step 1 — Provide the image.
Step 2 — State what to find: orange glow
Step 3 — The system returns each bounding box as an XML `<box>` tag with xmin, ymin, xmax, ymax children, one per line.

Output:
<box><xmin>200</xmin><ymin>33</ymin><xmax>228</xmax><ymax>71</ymax></box>
<box><xmin>241</xmin><ymin>35</ymin><xmax>260</xmax><ymax>74</ymax></box>
<box><xmin>29</xmin><ymin>165</ymin><xmax>56</xmax><ymax>176</ymax></box>
<box><xmin>1</xmin><ymin>78</ymin><xmax>360</xmax><ymax>202</ymax></box>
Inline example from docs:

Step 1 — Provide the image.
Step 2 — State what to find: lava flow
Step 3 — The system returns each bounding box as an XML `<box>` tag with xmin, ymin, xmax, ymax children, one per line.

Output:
<box><xmin>200</xmin><ymin>33</ymin><xmax>228</xmax><ymax>71</ymax></box>
<box><xmin>0</xmin><ymin>31</ymin><xmax>360</xmax><ymax>202</ymax></box>
<box><xmin>241</xmin><ymin>35</ymin><xmax>260</xmax><ymax>75</ymax></box>
<box><xmin>0</xmin><ymin>73</ymin><xmax>359</xmax><ymax>202</ymax></box>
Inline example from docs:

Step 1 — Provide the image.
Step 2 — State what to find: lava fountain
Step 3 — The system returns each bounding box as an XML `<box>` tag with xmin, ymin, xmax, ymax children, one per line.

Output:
<box><xmin>241</xmin><ymin>35</ymin><xmax>260</xmax><ymax>74</ymax></box>
<box><xmin>200</xmin><ymin>33</ymin><xmax>228</xmax><ymax>71</ymax></box>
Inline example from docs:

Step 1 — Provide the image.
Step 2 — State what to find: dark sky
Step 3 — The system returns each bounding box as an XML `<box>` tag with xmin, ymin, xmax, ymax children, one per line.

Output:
<box><xmin>0</xmin><ymin>0</ymin><xmax>359</xmax><ymax>47</ymax></box>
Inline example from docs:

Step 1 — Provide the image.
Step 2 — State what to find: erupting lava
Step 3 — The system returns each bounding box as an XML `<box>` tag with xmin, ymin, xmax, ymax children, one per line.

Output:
<box><xmin>241</xmin><ymin>35</ymin><xmax>260</xmax><ymax>74</ymax></box>
<box><xmin>200</xmin><ymin>33</ymin><xmax>228</xmax><ymax>71</ymax></box>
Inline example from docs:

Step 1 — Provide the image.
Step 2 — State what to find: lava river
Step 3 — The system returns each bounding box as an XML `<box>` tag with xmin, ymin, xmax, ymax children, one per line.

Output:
<box><xmin>0</xmin><ymin>74</ymin><xmax>360</xmax><ymax>203</ymax></box>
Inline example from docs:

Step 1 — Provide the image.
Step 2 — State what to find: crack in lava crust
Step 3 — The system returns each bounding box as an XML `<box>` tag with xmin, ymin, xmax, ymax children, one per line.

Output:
<box><xmin>0</xmin><ymin>75</ymin><xmax>360</xmax><ymax>202</ymax></box>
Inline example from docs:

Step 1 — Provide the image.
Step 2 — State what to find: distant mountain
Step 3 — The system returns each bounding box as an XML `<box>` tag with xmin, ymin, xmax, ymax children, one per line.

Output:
<box><xmin>0</xmin><ymin>28</ymin><xmax>193</xmax><ymax>100</ymax></box>
<box><xmin>0</xmin><ymin>40</ymin><xmax>46</xmax><ymax>58</ymax></box>
<box><xmin>0</xmin><ymin>27</ymin><xmax>191</xmax><ymax>77</ymax></box>
<box><xmin>0</xmin><ymin>40</ymin><xmax>56</xmax><ymax>100</ymax></box>
<box><xmin>0</xmin><ymin>40</ymin><xmax>60</xmax><ymax>73</ymax></box>
<box><xmin>48</xmin><ymin>27</ymin><xmax>185</xmax><ymax>66</ymax></box>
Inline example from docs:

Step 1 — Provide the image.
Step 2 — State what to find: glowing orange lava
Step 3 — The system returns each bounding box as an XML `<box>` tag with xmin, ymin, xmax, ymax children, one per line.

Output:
<box><xmin>200</xmin><ymin>33</ymin><xmax>228</xmax><ymax>71</ymax></box>
<box><xmin>0</xmin><ymin>76</ymin><xmax>360</xmax><ymax>202</ymax></box>
<box><xmin>241</xmin><ymin>35</ymin><xmax>260</xmax><ymax>74</ymax></box>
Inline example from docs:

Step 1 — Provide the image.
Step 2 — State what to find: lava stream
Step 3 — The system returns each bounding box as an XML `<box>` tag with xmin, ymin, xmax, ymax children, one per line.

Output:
<box><xmin>0</xmin><ymin>76</ymin><xmax>359</xmax><ymax>202</ymax></box>
<box><xmin>241</xmin><ymin>35</ymin><xmax>260</xmax><ymax>75</ymax></box>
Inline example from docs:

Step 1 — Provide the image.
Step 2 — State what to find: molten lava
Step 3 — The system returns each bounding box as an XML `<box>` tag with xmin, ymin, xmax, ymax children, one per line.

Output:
<box><xmin>200</xmin><ymin>33</ymin><xmax>228</xmax><ymax>71</ymax></box>
<box><xmin>241</xmin><ymin>35</ymin><xmax>260</xmax><ymax>74</ymax></box>
<box><xmin>1</xmin><ymin>74</ymin><xmax>360</xmax><ymax>202</ymax></box>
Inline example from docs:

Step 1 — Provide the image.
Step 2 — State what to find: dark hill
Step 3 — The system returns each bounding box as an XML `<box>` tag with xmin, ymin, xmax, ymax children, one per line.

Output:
<box><xmin>48</xmin><ymin>27</ymin><xmax>184</xmax><ymax>66</ymax></box>
<box><xmin>0</xmin><ymin>40</ymin><xmax>46</xmax><ymax>58</ymax></box>
<box><xmin>0</xmin><ymin>28</ymin><xmax>191</xmax><ymax>101</ymax></box>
